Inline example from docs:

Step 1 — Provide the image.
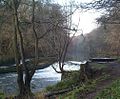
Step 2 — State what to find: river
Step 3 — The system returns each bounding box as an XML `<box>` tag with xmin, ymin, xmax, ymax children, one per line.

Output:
<box><xmin>0</xmin><ymin>61</ymin><xmax>82</xmax><ymax>96</ymax></box>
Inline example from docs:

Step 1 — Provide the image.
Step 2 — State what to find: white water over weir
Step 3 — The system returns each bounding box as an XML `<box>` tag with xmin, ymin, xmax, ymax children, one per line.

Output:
<box><xmin>0</xmin><ymin>61</ymin><xmax>86</xmax><ymax>96</ymax></box>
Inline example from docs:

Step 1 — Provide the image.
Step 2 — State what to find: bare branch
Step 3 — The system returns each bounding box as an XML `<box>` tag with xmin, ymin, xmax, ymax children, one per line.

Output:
<box><xmin>52</xmin><ymin>65</ymin><xmax>62</xmax><ymax>73</ymax></box>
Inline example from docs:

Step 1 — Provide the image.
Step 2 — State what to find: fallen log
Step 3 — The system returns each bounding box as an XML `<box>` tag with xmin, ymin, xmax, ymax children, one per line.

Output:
<box><xmin>45</xmin><ymin>88</ymin><xmax>73</xmax><ymax>98</ymax></box>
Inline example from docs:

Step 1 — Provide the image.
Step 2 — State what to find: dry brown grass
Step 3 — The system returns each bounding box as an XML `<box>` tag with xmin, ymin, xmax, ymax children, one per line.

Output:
<box><xmin>35</xmin><ymin>92</ymin><xmax>45</xmax><ymax>99</ymax></box>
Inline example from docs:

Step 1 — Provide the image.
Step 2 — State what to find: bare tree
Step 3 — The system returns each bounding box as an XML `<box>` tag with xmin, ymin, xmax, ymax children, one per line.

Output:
<box><xmin>1</xmin><ymin>0</ymin><xmax>80</xmax><ymax>97</ymax></box>
<box><xmin>46</xmin><ymin>2</ymin><xmax>80</xmax><ymax>80</ymax></box>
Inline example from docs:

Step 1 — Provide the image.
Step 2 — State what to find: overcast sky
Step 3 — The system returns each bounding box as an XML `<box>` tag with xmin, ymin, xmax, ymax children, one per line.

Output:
<box><xmin>54</xmin><ymin>0</ymin><xmax>102</xmax><ymax>35</ymax></box>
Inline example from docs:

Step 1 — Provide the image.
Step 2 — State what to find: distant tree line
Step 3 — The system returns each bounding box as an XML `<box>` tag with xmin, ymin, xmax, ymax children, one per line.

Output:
<box><xmin>80</xmin><ymin>0</ymin><xmax>120</xmax><ymax>58</ymax></box>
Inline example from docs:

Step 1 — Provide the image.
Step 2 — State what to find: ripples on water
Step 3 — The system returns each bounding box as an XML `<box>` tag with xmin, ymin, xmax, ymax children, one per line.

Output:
<box><xmin>0</xmin><ymin>61</ymin><xmax>81</xmax><ymax>96</ymax></box>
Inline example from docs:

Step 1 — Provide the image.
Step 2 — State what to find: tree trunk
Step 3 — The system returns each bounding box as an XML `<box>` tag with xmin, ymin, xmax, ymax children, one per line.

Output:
<box><xmin>32</xmin><ymin>0</ymin><xmax>39</xmax><ymax>66</ymax></box>
<box><xmin>79</xmin><ymin>63</ymin><xmax>88</xmax><ymax>82</ymax></box>
<box><xmin>17</xmin><ymin>66</ymin><xmax>25</xmax><ymax>95</ymax></box>
<box><xmin>12</xmin><ymin>0</ymin><xmax>33</xmax><ymax>98</ymax></box>
<box><xmin>25</xmin><ymin>75</ymin><xmax>32</xmax><ymax>95</ymax></box>
<box><xmin>61</xmin><ymin>71</ymin><xmax>66</xmax><ymax>80</ymax></box>
<box><xmin>12</xmin><ymin>1</ymin><xmax>25</xmax><ymax>96</ymax></box>
<box><xmin>79</xmin><ymin>62</ymin><xmax>93</xmax><ymax>83</ymax></box>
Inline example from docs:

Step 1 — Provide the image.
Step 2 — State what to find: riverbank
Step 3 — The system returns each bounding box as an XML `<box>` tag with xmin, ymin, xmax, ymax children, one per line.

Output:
<box><xmin>0</xmin><ymin>61</ymin><xmax>81</xmax><ymax>97</ymax></box>
<box><xmin>42</xmin><ymin>61</ymin><xmax>120</xmax><ymax>99</ymax></box>
<box><xmin>1</xmin><ymin>61</ymin><xmax>120</xmax><ymax>99</ymax></box>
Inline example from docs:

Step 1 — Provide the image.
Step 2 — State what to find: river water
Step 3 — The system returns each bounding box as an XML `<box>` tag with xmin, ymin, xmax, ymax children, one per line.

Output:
<box><xmin>0</xmin><ymin>61</ymin><xmax>81</xmax><ymax>96</ymax></box>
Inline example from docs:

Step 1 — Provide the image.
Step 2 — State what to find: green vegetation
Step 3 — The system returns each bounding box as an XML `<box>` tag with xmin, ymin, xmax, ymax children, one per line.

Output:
<box><xmin>117</xmin><ymin>58</ymin><xmax>120</xmax><ymax>62</ymax></box>
<box><xmin>46</xmin><ymin>71</ymin><xmax>80</xmax><ymax>91</ymax></box>
<box><xmin>90</xmin><ymin>63</ymin><xmax>107</xmax><ymax>70</ymax></box>
<box><xmin>46</xmin><ymin>80</ymin><xmax>75</xmax><ymax>91</ymax></box>
<box><xmin>0</xmin><ymin>92</ymin><xmax>5</xmax><ymax>99</ymax></box>
<box><xmin>59</xmin><ymin>80</ymin><xmax>96</xmax><ymax>99</ymax></box>
<box><xmin>59</xmin><ymin>74</ymin><xmax>110</xmax><ymax>99</ymax></box>
<box><xmin>96</xmin><ymin>79</ymin><xmax>120</xmax><ymax>99</ymax></box>
<box><xmin>45</xmin><ymin>66</ymin><xmax>110</xmax><ymax>99</ymax></box>
<box><xmin>35</xmin><ymin>92</ymin><xmax>44</xmax><ymax>99</ymax></box>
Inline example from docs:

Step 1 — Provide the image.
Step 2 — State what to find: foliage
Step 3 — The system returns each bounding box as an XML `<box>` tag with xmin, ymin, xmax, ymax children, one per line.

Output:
<box><xmin>35</xmin><ymin>92</ymin><xmax>44</xmax><ymax>99</ymax></box>
<box><xmin>58</xmin><ymin>79</ymin><xmax>97</xmax><ymax>99</ymax></box>
<box><xmin>80</xmin><ymin>0</ymin><xmax>120</xmax><ymax>58</ymax></box>
<box><xmin>46</xmin><ymin>71</ymin><xmax>80</xmax><ymax>91</ymax></box>
<box><xmin>90</xmin><ymin>63</ymin><xmax>107</xmax><ymax>70</ymax></box>
<box><xmin>0</xmin><ymin>92</ymin><xmax>5</xmax><ymax>99</ymax></box>
<box><xmin>46</xmin><ymin>80</ymin><xmax>74</xmax><ymax>91</ymax></box>
<box><xmin>56</xmin><ymin>74</ymin><xmax>109</xmax><ymax>99</ymax></box>
<box><xmin>96</xmin><ymin>79</ymin><xmax>120</xmax><ymax>99</ymax></box>
<box><xmin>85</xmin><ymin>26</ymin><xmax>109</xmax><ymax>57</ymax></box>
<box><xmin>0</xmin><ymin>0</ymin><xmax>76</xmax><ymax>96</ymax></box>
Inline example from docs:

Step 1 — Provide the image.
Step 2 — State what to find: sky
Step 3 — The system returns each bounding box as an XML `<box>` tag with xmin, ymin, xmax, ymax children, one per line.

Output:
<box><xmin>54</xmin><ymin>0</ymin><xmax>102</xmax><ymax>34</ymax></box>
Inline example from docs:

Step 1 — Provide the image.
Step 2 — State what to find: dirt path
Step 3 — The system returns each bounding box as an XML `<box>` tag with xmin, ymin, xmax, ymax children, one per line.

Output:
<box><xmin>83</xmin><ymin>62</ymin><xmax>120</xmax><ymax>99</ymax></box>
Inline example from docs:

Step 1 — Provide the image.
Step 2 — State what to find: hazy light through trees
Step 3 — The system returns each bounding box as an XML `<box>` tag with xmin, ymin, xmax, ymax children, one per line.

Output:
<box><xmin>54</xmin><ymin>0</ymin><xmax>102</xmax><ymax>35</ymax></box>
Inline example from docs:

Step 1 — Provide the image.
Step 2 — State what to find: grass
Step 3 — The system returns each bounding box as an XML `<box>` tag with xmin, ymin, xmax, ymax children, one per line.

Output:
<box><xmin>0</xmin><ymin>92</ymin><xmax>5</xmax><ymax>99</ymax></box>
<box><xmin>46</xmin><ymin>80</ymin><xmax>75</xmax><ymax>91</ymax></box>
<box><xmin>57</xmin><ymin>79</ymin><xmax>97</xmax><ymax>99</ymax></box>
<box><xmin>46</xmin><ymin>71</ymin><xmax>80</xmax><ymax>91</ymax></box>
<box><xmin>90</xmin><ymin>63</ymin><xmax>107</xmax><ymax>70</ymax></box>
<box><xmin>56</xmin><ymin>74</ymin><xmax>110</xmax><ymax>99</ymax></box>
<box><xmin>35</xmin><ymin>92</ymin><xmax>45</xmax><ymax>99</ymax></box>
<box><xmin>45</xmin><ymin>63</ymin><xmax>110</xmax><ymax>99</ymax></box>
<box><xmin>3</xmin><ymin>61</ymin><xmax>120</xmax><ymax>99</ymax></box>
<box><xmin>96</xmin><ymin>79</ymin><xmax>120</xmax><ymax>99</ymax></box>
<box><xmin>45</xmin><ymin>67</ymin><xmax>109</xmax><ymax>99</ymax></box>
<box><xmin>117</xmin><ymin>58</ymin><xmax>120</xmax><ymax>62</ymax></box>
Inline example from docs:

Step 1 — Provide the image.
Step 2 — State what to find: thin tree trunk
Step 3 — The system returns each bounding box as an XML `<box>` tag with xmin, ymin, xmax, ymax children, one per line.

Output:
<box><xmin>32</xmin><ymin>0</ymin><xmax>39</xmax><ymax>65</ymax></box>
<box><xmin>12</xmin><ymin>0</ymin><xmax>32</xmax><ymax>97</ymax></box>
<box><xmin>12</xmin><ymin>3</ymin><xmax>25</xmax><ymax>95</ymax></box>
